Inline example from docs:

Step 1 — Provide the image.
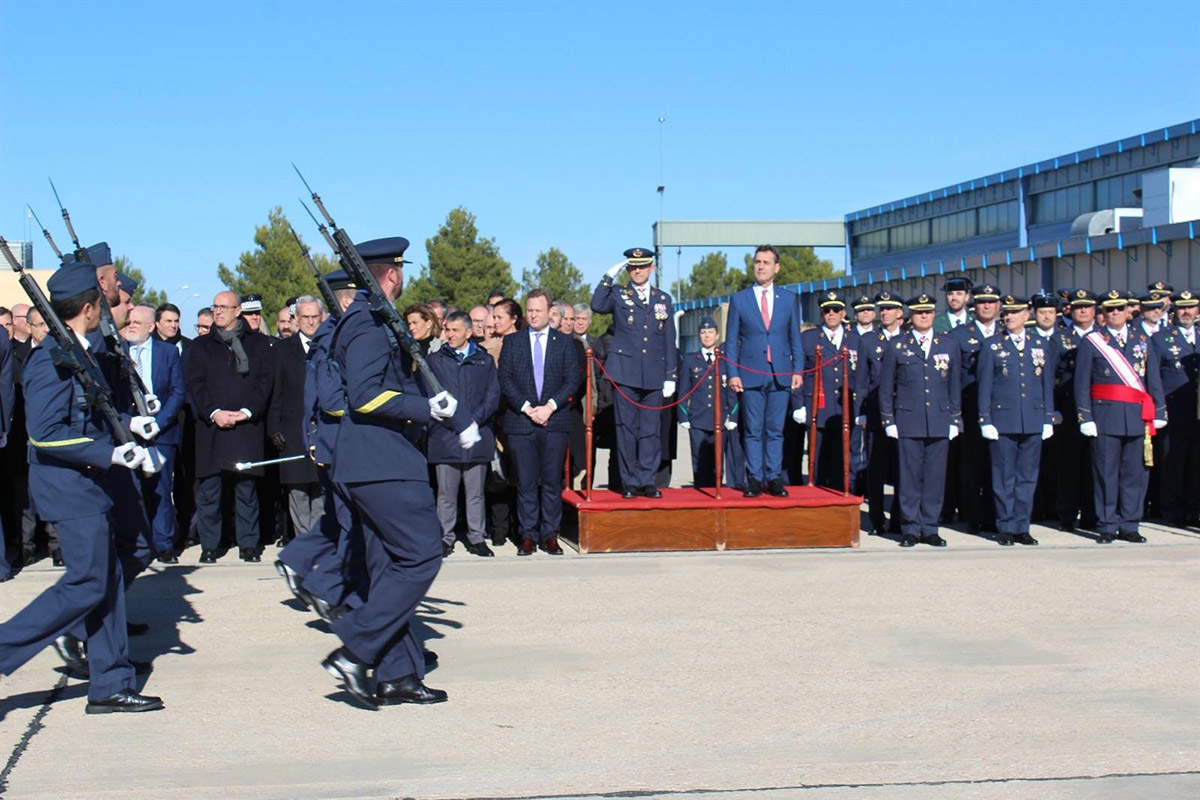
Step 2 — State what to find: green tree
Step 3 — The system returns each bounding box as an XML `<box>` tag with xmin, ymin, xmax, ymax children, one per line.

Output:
<box><xmin>217</xmin><ymin>206</ymin><xmax>338</xmax><ymax>328</ymax></box>
<box><xmin>113</xmin><ymin>255</ymin><xmax>168</xmax><ymax>308</ymax></box>
<box><xmin>670</xmin><ymin>251</ymin><xmax>743</xmax><ymax>301</ymax></box>
<box><xmin>521</xmin><ymin>247</ymin><xmax>588</xmax><ymax>306</ymax></box>
<box><xmin>415</xmin><ymin>207</ymin><xmax>516</xmax><ymax>309</ymax></box>
<box><xmin>739</xmin><ymin>246</ymin><xmax>839</xmax><ymax>288</ymax></box>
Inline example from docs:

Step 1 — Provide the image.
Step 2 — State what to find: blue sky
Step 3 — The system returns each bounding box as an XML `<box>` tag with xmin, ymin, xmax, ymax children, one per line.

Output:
<box><xmin>2</xmin><ymin>0</ymin><xmax>1197</xmax><ymax>327</ymax></box>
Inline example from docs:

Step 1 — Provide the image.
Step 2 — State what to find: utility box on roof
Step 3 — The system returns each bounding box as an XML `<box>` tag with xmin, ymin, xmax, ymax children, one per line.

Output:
<box><xmin>1142</xmin><ymin>167</ymin><xmax>1200</xmax><ymax>227</ymax></box>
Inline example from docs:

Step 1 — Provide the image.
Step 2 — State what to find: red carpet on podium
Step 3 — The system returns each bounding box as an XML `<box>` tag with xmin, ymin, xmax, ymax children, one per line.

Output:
<box><xmin>563</xmin><ymin>486</ymin><xmax>862</xmax><ymax>513</ymax></box>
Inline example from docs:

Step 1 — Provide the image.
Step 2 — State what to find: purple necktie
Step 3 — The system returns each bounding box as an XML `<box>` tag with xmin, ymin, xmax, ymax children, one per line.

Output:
<box><xmin>533</xmin><ymin>331</ymin><xmax>545</xmax><ymax>398</ymax></box>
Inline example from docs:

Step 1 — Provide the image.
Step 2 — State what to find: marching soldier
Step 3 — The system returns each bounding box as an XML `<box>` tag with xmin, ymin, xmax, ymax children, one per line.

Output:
<box><xmin>1153</xmin><ymin>289</ymin><xmax>1199</xmax><ymax>527</ymax></box>
<box><xmin>879</xmin><ymin>293</ymin><xmax>963</xmax><ymax>547</ymax></box>
<box><xmin>953</xmin><ymin>283</ymin><xmax>1001</xmax><ymax>534</ymax></box>
<box><xmin>1053</xmin><ymin>289</ymin><xmax>1099</xmax><ymax>532</ymax></box>
<box><xmin>1074</xmin><ymin>290</ymin><xmax>1167</xmax><ymax>543</ymax></box>
<box><xmin>591</xmin><ymin>247</ymin><xmax>677</xmax><ymax>499</ymax></box>
<box><xmin>677</xmin><ymin>315</ymin><xmax>743</xmax><ymax>489</ymax></box>
<box><xmin>853</xmin><ymin>290</ymin><xmax>905</xmax><ymax>535</ymax></box>
<box><xmin>800</xmin><ymin>291</ymin><xmax>859</xmax><ymax>490</ymax></box>
<box><xmin>977</xmin><ymin>296</ymin><xmax>1055</xmax><ymax>545</ymax></box>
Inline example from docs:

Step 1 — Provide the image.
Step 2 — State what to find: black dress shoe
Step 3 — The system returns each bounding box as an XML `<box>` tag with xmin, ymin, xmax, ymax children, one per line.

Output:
<box><xmin>423</xmin><ymin>649</ymin><xmax>438</xmax><ymax>667</ymax></box>
<box><xmin>275</xmin><ymin>560</ymin><xmax>308</xmax><ymax>606</ymax></box>
<box><xmin>766</xmin><ymin>478</ymin><xmax>789</xmax><ymax>497</ymax></box>
<box><xmin>1058</xmin><ymin>520</ymin><xmax>1077</xmax><ymax>532</ymax></box>
<box><xmin>52</xmin><ymin>634</ymin><xmax>88</xmax><ymax>674</ymax></box>
<box><xmin>1096</xmin><ymin>533</ymin><xmax>1115</xmax><ymax>544</ymax></box>
<box><xmin>1117</xmin><ymin>531</ymin><xmax>1147</xmax><ymax>543</ymax></box>
<box><xmin>996</xmin><ymin>533</ymin><xmax>1014</xmax><ymax>546</ymax></box>
<box><xmin>517</xmin><ymin>536</ymin><xmax>536</xmax><ymax>556</ymax></box>
<box><xmin>127</xmin><ymin>621</ymin><xmax>150</xmax><ymax>636</ymax></box>
<box><xmin>869</xmin><ymin>528</ymin><xmax>886</xmax><ymax>537</ymax></box>
<box><xmin>199</xmin><ymin>550</ymin><xmax>218</xmax><ymax>564</ymax></box>
<box><xmin>966</xmin><ymin>522</ymin><xmax>982</xmax><ymax>535</ymax></box>
<box><xmin>899</xmin><ymin>534</ymin><xmax>918</xmax><ymax>548</ymax></box>
<box><xmin>52</xmin><ymin>552</ymin><xmax>64</xmax><ymax>567</ymax></box>
<box><xmin>465</xmin><ymin>541</ymin><xmax>494</xmax><ymax>557</ymax></box>
<box><xmin>1014</xmin><ymin>532</ymin><xmax>1039</xmax><ymax>546</ymax></box>
<box><xmin>490</xmin><ymin>533</ymin><xmax>508</xmax><ymax>547</ymax></box>
<box><xmin>156</xmin><ymin>550</ymin><xmax>179</xmax><ymax>565</ymax></box>
<box><xmin>539</xmin><ymin>536</ymin><xmax>563</xmax><ymax>555</ymax></box>
<box><xmin>921</xmin><ymin>534</ymin><xmax>947</xmax><ymax>547</ymax></box>
<box><xmin>239</xmin><ymin>548</ymin><xmax>261</xmax><ymax>563</ymax></box>
<box><xmin>641</xmin><ymin>486</ymin><xmax>663</xmax><ymax>499</ymax></box>
<box><xmin>621</xmin><ymin>488</ymin><xmax>639</xmax><ymax>499</ymax></box>
<box><xmin>85</xmin><ymin>688</ymin><xmax>164</xmax><ymax>714</ymax></box>
<box><xmin>0</xmin><ymin>572</ymin><xmax>13</xmax><ymax>583</ymax></box>
<box><xmin>374</xmin><ymin>674</ymin><xmax>448</xmax><ymax>705</ymax></box>
<box><xmin>321</xmin><ymin>647</ymin><xmax>377</xmax><ymax>709</ymax></box>
<box><xmin>442</xmin><ymin>541</ymin><xmax>455</xmax><ymax>557</ymax></box>
<box><xmin>743</xmin><ymin>478</ymin><xmax>762</xmax><ymax>498</ymax></box>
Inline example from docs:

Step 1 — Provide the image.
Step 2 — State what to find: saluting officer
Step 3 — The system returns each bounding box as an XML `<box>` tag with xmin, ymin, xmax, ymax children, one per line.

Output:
<box><xmin>853</xmin><ymin>290</ymin><xmax>905</xmax><ymax>535</ymax></box>
<box><xmin>879</xmin><ymin>293</ymin><xmax>963</xmax><ymax>547</ymax></box>
<box><xmin>1053</xmin><ymin>289</ymin><xmax>1099</xmax><ymax>531</ymax></box>
<box><xmin>977</xmin><ymin>296</ymin><xmax>1055</xmax><ymax>545</ymax></box>
<box><xmin>677</xmin><ymin>315</ymin><xmax>743</xmax><ymax>489</ymax></box>
<box><xmin>321</xmin><ymin>237</ymin><xmax>477</xmax><ymax>709</ymax></box>
<box><xmin>1075</xmin><ymin>290</ymin><xmax>1167</xmax><ymax>543</ymax></box>
<box><xmin>591</xmin><ymin>247</ymin><xmax>677</xmax><ymax>499</ymax></box>
<box><xmin>953</xmin><ymin>283</ymin><xmax>1000</xmax><ymax>534</ymax></box>
<box><xmin>0</xmin><ymin>262</ymin><xmax>163</xmax><ymax>713</ymax></box>
<box><xmin>800</xmin><ymin>291</ymin><xmax>859</xmax><ymax>490</ymax></box>
<box><xmin>1152</xmin><ymin>289</ymin><xmax>1199</xmax><ymax>527</ymax></box>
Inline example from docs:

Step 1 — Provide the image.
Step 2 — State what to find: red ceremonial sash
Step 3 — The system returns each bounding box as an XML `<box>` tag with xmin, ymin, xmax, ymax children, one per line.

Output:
<box><xmin>1085</xmin><ymin>331</ymin><xmax>1156</xmax><ymax>435</ymax></box>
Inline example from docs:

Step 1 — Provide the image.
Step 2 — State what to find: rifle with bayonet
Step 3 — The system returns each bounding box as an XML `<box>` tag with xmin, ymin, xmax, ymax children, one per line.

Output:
<box><xmin>0</xmin><ymin>234</ymin><xmax>138</xmax><ymax>459</ymax></box>
<box><xmin>292</xmin><ymin>166</ymin><xmax>450</xmax><ymax>407</ymax></box>
<box><xmin>48</xmin><ymin>179</ymin><xmax>155</xmax><ymax>417</ymax></box>
<box><xmin>287</xmin><ymin>222</ymin><xmax>342</xmax><ymax>320</ymax></box>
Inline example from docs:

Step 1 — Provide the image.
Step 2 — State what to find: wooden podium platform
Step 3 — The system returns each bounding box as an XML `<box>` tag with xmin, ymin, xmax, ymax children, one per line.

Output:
<box><xmin>560</xmin><ymin>487</ymin><xmax>861</xmax><ymax>554</ymax></box>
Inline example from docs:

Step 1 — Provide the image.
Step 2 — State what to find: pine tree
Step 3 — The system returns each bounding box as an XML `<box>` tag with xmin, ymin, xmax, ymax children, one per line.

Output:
<box><xmin>521</xmin><ymin>247</ymin><xmax>588</xmax><ymax>306</ymax></box>
<box><xmin>415</xmin><ymin>207</ymin><xmax>516</xmax><ymax>310</ymax></box>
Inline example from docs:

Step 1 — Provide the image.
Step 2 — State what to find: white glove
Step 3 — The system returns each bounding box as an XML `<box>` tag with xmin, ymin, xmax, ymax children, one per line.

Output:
<box><xmin>980</xmin><ymin>424</ymin><xmax>999</xmax><ymax>441</ymax></box>
<box><xmin>458</xmin><ymin>421</ymin><xmax>482</xmax><ymax>449</ymax></box>
<box><xmin>143</xmin><ymin>393</ymin><xmax>162</xmax><ymax>415</ymax></box>
<box><xmin>604</xmin><ymin>260</ymin><xmax>627</xmax><ymax>280</ymax></box>
<box><xmin>1080</xmin><ymin>421</ymin><xmax>1098</xmax><ymax>437</ymax></box>
<box><xmin>792</xmin><ymin>407</ymin><xmax>807</xmax><ymax>425</ymax></box>
<box><xmin>680</xmin><ymin>421</ymin><xmax>691</xmax><ymax>430</ymax></box>
<box><xmin>948</xmin><ymin>424</ymin><xmax>960</xmax><ymax>441</ymax></box>
<box><xmin>1153</xmin><ymin>419</ymin><xmax>1167</xmax><ymax>430</ymax></box>
<box><xmin>724</xmin><ymin>420</ymin><xmax>738</xmax><ymax>431</ymax></box>
<box><xmin>111</xmin><ymin>442</ymin><xmax>148</xmax><ymax>471</ymax></box>
<box><xmin>428</xmin><ymin>391</ymin><xmax>458</xmax><ymax>421</ymax></box>
<box><xmin>855</xmin><ymin>415</ymin><xmax>867</xmax><ymax>429</ymax></box>
<box><xmin>1041</xmin><ymin>424</ymin><xmax>1054</xmax><ymax>441</ymax></box>
<box><xmin>131</xmin><ymin>415</ymin><xmax>160</xmax><ymax>441</ymax></box>
<box><xmin>885</xmin><ymin>424</ymin><xmax>899</xmax><ymax>439</ymax></box>
<box><xmin>662</xmin><ymin>380</ymin><xmax>676</xmax><ymax>398</ymax></box>
<box><xmin>141</xmin><ymin>446</ymin><xmax>165</xmax><ymax>476</ymax></box>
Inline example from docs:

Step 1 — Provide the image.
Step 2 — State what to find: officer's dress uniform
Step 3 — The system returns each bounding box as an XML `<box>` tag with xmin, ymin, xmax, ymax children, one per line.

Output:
<box><xmin>590</xmin><ymin>273</ymin><xmax>676</xmax><ymax>493</ymax></box>
<box><xmin>0</xmin><ymin>335</ymin><xmax>136</xmax><ymax>701</ymax></box>
<box><xmin>801</xmin><ymin>323</ymin><xmax>859</xmax><ymax>490</ymax></box>
<box><xmin>977</xmin><ymin>324</ymin><xmax>1055</xmax><ymax>541</ymax></box>
<box><xmin>1029</xmin><ymin>322</ymin><xmax>1062</xmax><ymax>521</ymax></box>
<box><xmin>677</xmin><ymin>347</ymin><xmax>743</xmax><ymax>488</ymax></box>
<box><xmin>1074</xmin><ymin>321</ymin><xmax>1166</xmax><ymax>541</ymax></box>
<box><xmin>953</xmin><ymin>314</ymin><xmax>999</xmax><ymax>532</ymax></box>
<box><xmin>879</xmin><ymin>320</ymin><xmax>963</xmax><ymax>544</ymax></box>
<box><xmin>1151</xmin><ymin>301</ymin><xmax>1199</xmax><ymax>526</ymax></box>
<box><xmin>853</xmin><ymin>320</ymin><xmax>903</xmax><ymax>533</ymax></box>
<box><xmin>1053</xmin><ymin>320</ymin><xmax>1098</xmax><ymax>529</ymax></box>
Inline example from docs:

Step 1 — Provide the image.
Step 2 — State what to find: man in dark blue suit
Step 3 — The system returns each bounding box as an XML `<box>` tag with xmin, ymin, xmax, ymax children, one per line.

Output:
<box><xmin>801</xmin><ymin>291</ymin><xmax>860</xmax><ymax>490</ymax></box>
<box><xmin>0</xmin><ymin>325</ymin><xmax>13</xmax><ymax>581</ymax></box>
<box><xmin>723</xmin><ymin>245</ymin><xmax>804</xmax><ymax>497</ymax></box>
<box><xmin>977</xmin><ymin>296</ymin><xmax>1056</xmax><ymax>546</ymax></box>
<box><xmin>0</xmin><ymin>262</ymin><xmax>163</xmax><ymax>713</ymax></box>
<box><xmin>125</xmin><ymin>304</ymin><xmax>186</xmax><ymax>562</ymax></box>
<box><xmin>1153</xmin><ymin>289</ymin><xmax>1198</xmax><ymax>527</ymax></box>
<box><xmin>677</xmin><ymin>315</ymin><xmax>743</xmax><ymax>489</ymax></box>
<box><xmin>879</xmin><ymin>293</ymin><xmax>963</xmax><ymax>547</ymax></box>
<box><xmin>1075</xmin><ymin>290</ymin><xmax>1167</xmax><ymax>543</ymax></box>
<box><xmin>499</xmin><ymin>289</ymin><xmax>581</xmax><ymax>555</ymax></box>
<box><xmin>591</xmin><ymin>247</ymin><xmax>676</xmax><ymax>498</ymax></box>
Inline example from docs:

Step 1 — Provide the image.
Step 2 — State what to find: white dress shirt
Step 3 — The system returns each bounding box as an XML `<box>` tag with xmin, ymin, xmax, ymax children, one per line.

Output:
<box><xmin>947</xmin><ymin>310</ymin><xmax>969</xmax><ymax>328</ymax></box>
<box><xmin>821</xmin><ymin>325</ymin><xmax>843</xmax><ymax>351</ymax></box>
<box><xmin>129</xmin><ymin>338</ymin><xmax>154</xmax><ymax>391</ymax></box>
<box><xmin>753</xmin><ymin>283</ymin><xmax>775</xmax><ymax>322</ymax></box>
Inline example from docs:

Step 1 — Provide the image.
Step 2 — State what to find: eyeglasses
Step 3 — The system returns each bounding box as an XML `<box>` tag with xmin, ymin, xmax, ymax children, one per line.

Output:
<box><xmin>196</xmin><ymin>324</ymin><xmax>212</xmax><ymax>333</ymax></box>
<box><xmin>211</xmin><ymin>304</ymin><xmax>239</xmax><ymax>311</ymax></box>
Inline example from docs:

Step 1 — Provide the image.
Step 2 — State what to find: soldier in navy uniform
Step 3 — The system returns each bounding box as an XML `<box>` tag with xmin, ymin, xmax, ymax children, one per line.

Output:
<box><xmin>879</xmin><ymin>293</ymin><xmax>963</xmax><ymax>547</ymax></box>
<box><xmin>590</xmin><ymin>247</ymin><xmax>677</xmax><ymax>499</ymax></box>
<box><xmin>1074</xmin><ymin>290</ymin><xmax>1167</xmax><ymax>543</ymax></box>
<box><xmin>1152</xmin><ymin>289</ymin><xmax>1199</xmax><ymax>527</ymax></box>
<box><xmin>977</xmin><ymin>296</ymin><xmax>1056</xmax><ymax>545</ymax></box>
<box><xmin>800</xmin><ymin>291</ymin><xmax>859</xmax><ymax>490</ymax></box>
<box><xmin>321</xmin><ymin>238</ymin><xmax>477</xmax><ymax>708</ymax></box>
<box><xmin>853</xmin><ymin>290</ymin><xmax>905</xmax><ymax>535</ymax></box>
<box><xmin>0</xmin><ymin>262</ymin><xmax>163</xmax><ymax>713</ymax></box>
<box><xmin>1053</xmin><ymin>289</ymin><xmax>1099</xmax><ymax>531</ymax></box>
<box><xmin>0</xmin><ymin>325</ymin><xmax>13</xmax><ymax>581</ymax></box>
<box><xmin>953</xmin><ymin>284</ymin><xmax>1001</xmax><ymax>534</ymax></box>
<box><xmin>848</xmin><ymin>294</ymin><xmax>875</xmax><ymax>493</ymax></box>
<box><xmin>1029</xmin><ymin>292</ymin><xmax>1063</xmax><ymax>522</ymax></box>
<box><xmin>677</xmin><ymin>315</ymin><xmax>743</xmax><ymax>489</ymax></box>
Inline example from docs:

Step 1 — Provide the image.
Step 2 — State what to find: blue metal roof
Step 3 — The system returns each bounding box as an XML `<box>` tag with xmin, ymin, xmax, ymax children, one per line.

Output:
<box><xmin>843</xmin><ymin>119</ymin><xmax>1200</xmax><ymax>223</ymax></box>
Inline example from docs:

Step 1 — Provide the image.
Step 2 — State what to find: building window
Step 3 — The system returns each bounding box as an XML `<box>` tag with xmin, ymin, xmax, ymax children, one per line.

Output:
<box><xmin>1095</xmin><ymin>172</ymin><xmax>1141</xmax><ymax>209</ymax></box>
<box><xmin>978</xmin><ymin>200</ymin><xmax>1019</xmax><ymax>236</ymax></box>
<box><xmin>930</xmin><ymin>209</ymin><xmax>977</xmax><ymax>244</ymax></box>
<box><xmin>1033</xmin><ymin>183</ymin><xmax>1096</xmax><ymax>224</ymax></box>
<box><xmin>890</xmin><ymin>220</ymin><xmax>930</xmax><ymax>252</ymax></box>
<box><xmin>851</xmin><ymin>229</ymin><xmax>888</xmax><ymax>259</ymax></box>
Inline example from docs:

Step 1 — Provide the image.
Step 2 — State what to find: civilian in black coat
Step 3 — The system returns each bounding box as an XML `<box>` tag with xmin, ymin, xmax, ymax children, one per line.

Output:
<box><xmin>498</xmin><ymin>291</ymin><xmax>581</xmax><ymax>555</ymax></box>
<box><xmin>185</xmin><ymin>292</ymin><xmax>275</xmax><ymax>562</ymax></box>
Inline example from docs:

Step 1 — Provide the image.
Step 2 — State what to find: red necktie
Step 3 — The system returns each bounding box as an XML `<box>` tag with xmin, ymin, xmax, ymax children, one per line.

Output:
<box><xmin>760</xmin><ymin>289</ymin><xmax>772</xmax><ymax>363</ymax></box>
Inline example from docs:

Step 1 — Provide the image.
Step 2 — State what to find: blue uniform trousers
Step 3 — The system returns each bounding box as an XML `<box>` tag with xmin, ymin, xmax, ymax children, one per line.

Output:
<box><xmin>103</xmin><ymin>468</ymin><xmax>154</xmax><ymax>586</ymax></box>
<box><xmin>849</xmin><ymin>424</ymin><xmax>867</xmax><ymax>495</ymax></box>
<box><xmin>282</xmin><ymin>470</ymin><xmax>365</xmax><ymax>609</ymax></box>
<box><xmin>331</xmin><ymin>479</ymin><xmax>441</xmax><ymax>683</ymax></box>
<box><xmin>740</xmin><ymin>384</ymin><xmax>790</xmax><ymax>483</ymax></box>
<box><xmin>1160</xmin><ymin>415</ymin><xmax>1200</xmax><ymax>523</ymax></box>
<box><xmin>143</xmin><ymin>445</ymin><xmax>177</xmax><ymax>553</ymax></box>
<box><xmin>613</xmin><ymin>386</ymin><xmax>663</xmax><ymax>489</ymax></box>
<box><xmin>866</xmin><ymin>429</ymin><xmax>900</xmax><ymax>530</ymax></box>
<box><xmin>897</xmin><ymin>437</ymin><xmax>949</xmax><ymax>538</ymax></box>
<box><xmin>507</xmin><ymin>428</ymin><xmax>568</xmax><ymax>543</ymax></box>
<box><xmin>0</xmin><ymin>513</ymin><xmax>134</xmax><ymax>700</ymax></box>
<box><xmin>989</xmin><ymin>434</ymin><xmax>1042</xmax><ymax>535</ymax></box>
<box><xmin>1090</xmin><ymin>435</ymin><xmax>1148</xmax><ymax>535</ymax></box>
<box><xmin>689</xmin><ymin>427</ymin><xmax>747</xmax><ymax>489</ymax></box>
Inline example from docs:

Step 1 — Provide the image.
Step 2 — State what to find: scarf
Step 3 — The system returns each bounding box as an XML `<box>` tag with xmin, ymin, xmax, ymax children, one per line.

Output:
<box><xmin>216</xmin><ymin>318</ymin><xmax>250</xmax><ymax>375</ymax></box>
